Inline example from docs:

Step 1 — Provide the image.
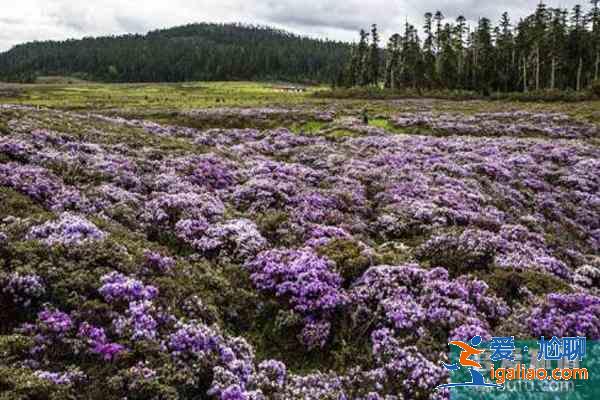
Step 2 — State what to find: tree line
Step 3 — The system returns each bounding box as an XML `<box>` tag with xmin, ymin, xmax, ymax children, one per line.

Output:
<box><xmin>0</xmin><ymin>23</ymin><xmax>350</xmax><ymax>83</ymax></box>
<box><xmin>341</xmin><ymin>2</ymin><xmax>600</xmax><ymax>94</ymax></box>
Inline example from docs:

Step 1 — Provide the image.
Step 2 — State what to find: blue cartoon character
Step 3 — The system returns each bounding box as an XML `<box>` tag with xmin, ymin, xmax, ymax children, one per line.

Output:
<box><xmin>437</xmin><ymin>335</ymin><xmax>502</xmax><ymax>389</ymax></box>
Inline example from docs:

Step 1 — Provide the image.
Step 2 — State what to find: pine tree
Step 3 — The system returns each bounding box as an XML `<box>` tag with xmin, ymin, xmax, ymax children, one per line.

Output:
<box><xmin>439</xmin><ymin>23</ymin><xmax>458</xmax><ymax>88</ymax></box>
<box><xmin>591</xmin><ymin>0</ymin><xmax>600</xmax><ymax>80</ymax></box>
<box><xmin>474</xmin><ymin>17</ymin><xmax>495</xmax><ymax>95</ymax></box>
<box><xmin>533</xmin><ymin>3</ymin><xmax>549</xmax><ymax>91</ymax></box>
<box><xmin>515</xmin><ymin>17</ymin><xmax>533</xmax><ymax>92</ymax></box>
<box><xmin>337</xmin><ymin>3</ymin><xmax>600</xmax><ymax>94</ymax></box>
<box><xmin>434</xmin><ymin>11</ymin><xmax>445</xmax><ymax>76</ymax></box>
<box><xmin>357</xmin><ymin>29</ymin><xmax>370</xmax><ymax>86</ymax></box>
<box><xmin>548</xmin><ymin>8</ymin><xmax>567</xmax><ymax>89</ymax></box>
<box><xmin>384</xmin><ymin>34</ymin><xmax>401</xmax><ymax>89</ymax></box>
<box><xmin>496</xmin><ymin>12</ymin><xmax>515</xmax><ymax>92</ymax></box>
<box><xmin>368</xmin><ymin>24</ymin><xmax>381</xmax><ymax>85</ymax></box>
<box><xmin>454</xmin><ymin>16</ymin><xmax>468</xmax><ymax>81</ymax></box>
<box><xmin>423</xmin><ymin>12</ymin><xmax>437</xmax><ymax>87</ymax></box>
<box><xmin>570</xmin><ymin>5</ymin><xmax>587</xmax><ymax>90</ymax></box>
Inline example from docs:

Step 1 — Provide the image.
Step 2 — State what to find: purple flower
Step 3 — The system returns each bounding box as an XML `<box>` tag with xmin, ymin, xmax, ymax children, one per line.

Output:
<box><xmin>144</xmin><ymin>250</ymin><xmax>175</xmax><ymax>274</ymax></box>
<box><xmin>93</xmin><ymin>342</ymin><xmax>126</xmax><ymax>361</ymax></box>
<box><xmin>99</xmin><ymin>272</ymin><xmax>158</xmax><ymax>303</ymax></box>
<box><xmin>114</xmin><ymin>300</ymin><xmax>159</xmax><ymax>341</ymax></box>
<box><xmin>34</xmin><ymin>369</ymin><xmax>86</xmax><ymax>386</ymax></box>
<box><xmin>351</xmin><ymin>264</ymin><xmax>507</xmax><ymax>342</ymax></box>
<box><xmin>247</xmin><ymin>249</ymin><xmax>346</xmax><ymax>316</ymax></box>
<box><xmin>529</xmin><ymin>293</ymin><xmax>600</xmax><ymax>339</ymax></box>
<box><xmin>177</xmin><ymin>219</ymin><xmax>267</xmax><ymax>260</ymax></box>
<box><xmin>27</xmin><ymin>213</ymin><xmax>106</xmax><ymax>246</ymax></box>
<box><xmin>3</xmin><ymin>273</ymin><xmax>45</xmax><ymax>307</ymax></box>
<box><xmin>246</xmin><ymin>248</ymin><xmax>347</xmax><ymax>348</ymax></box>
<box><xmin>37</xmin><ymin>309</ymin><xmax>73</xmax><ymax>334</ymax></box>
<box><xmin>78</xmin><ymin>322</ymin><xmax>126</xmax><ymax>360</ymax></box>
<box><xmin>168</xmin><ymin>321</ymin><xmax>221</xmax><ymax>361</ymax></box>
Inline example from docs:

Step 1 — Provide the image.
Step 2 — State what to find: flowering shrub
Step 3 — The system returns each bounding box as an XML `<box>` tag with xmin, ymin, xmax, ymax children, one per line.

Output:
<box><xmin>78</xmin><ymin>322</ymin><xmax>126</xmax><ymax>361</ymax></box>
<box><xmin>167</xmin><ymin>321</ymin><xmax>222</xmax><ymax>362</ymax></box>
<box><xmin>143</xmin><ymin>250</ymin><xmax>175</xmax><ymax>274</ymax></box>
<box><xmin>529</xmin><ymin>293</ymin><xmax>600</xmax><ymax>339</ymax></box>
<box><xmin>177</xmin><ymin>218</ymin><xmax>267</xmax><ymax>260</ymax></box>
<box><xmin>417</xmin><ymin>226</ymin><xmax>570</xmax><ymax>278</ymax></box>
<box><xmin>370</xmin><ymin>328</ymin><xmax>448</xmax><ymax>397</ymax></box>
<box><xmin>140</xmin><ymin>192</ymin><xmax>224</xmax><ymax>231</ymax></box>
<box><xmin>1</xmin><ymin>104</ymin><xmax>598</xmax><ymax>399</ymax></box>
<box><xmin>19</xmin><ymin>308</ymin><xmax>74</xmax><ymax>355</ymax></box>
<box><xmin>184</xmin><ymin>154</ymin><xmax>239</xmax><ymax>190</ymax></box>
<box><xmin>113</xmin><ymin>300</ymin><xmax>159</xmax><ymax>341</ymax></box>
<box><xmin>351</xmin><ymin>264</ymin><xmax>509</xmax><ymax>342</ymax></box>
<box><xmin>2</xmin><ymin>272</ymin><xmax>45</xmax><ymax>307</ymax></box>
<box><xmin>391</xmin><ymin>111</ymin><xmax>598</xmax><ymax>139</ymax></box>
<box><xmin>34</xmin><ymin>369</ymin><xmax>86</xmax><ymax>386</ymax></box>
<box><xmin>99</xmin><ymin>272</ymin><xmax>158</xmax><ymax>303</ymax></box>
<box><xmin>246</xmin><ymin>248</ymin><xmax>347</xmax><ymax>347</ymax></box>
<box><xmin>0</xmin><ymin>163</ymin><xmax>87</xmax><ymax>211</ymax></box>
<box><xmin>27</xmin><ymin>213</ymin><xmax>106</xmax><ymax>245</ymax></box>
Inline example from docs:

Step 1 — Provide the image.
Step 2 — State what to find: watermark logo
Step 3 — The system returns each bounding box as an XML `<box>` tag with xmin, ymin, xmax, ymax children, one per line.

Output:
<box><xmin>438</xmin><ymin>335</ymin><xmax>502</xmax><ymax>389</ymax></box>
<box><xmin>436</xmin><ymin>335</ymin><xmax>597</xmax><ymax>399</ymax></box>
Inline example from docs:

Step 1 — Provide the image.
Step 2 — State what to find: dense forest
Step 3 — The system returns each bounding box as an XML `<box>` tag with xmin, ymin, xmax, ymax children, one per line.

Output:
<box><xmin>1</xmin><ymin>2</ymin><xmax>600</xmax><ymax>92</ymax></box>
<box><xmin>0</xmin><ymin>23</ymin><xmax>350</xmax><ymax>83</ymax></box>
<box><xmin>341</xmin><ymin>2</ymin><xmax>600</xmax><ymax>93</ymax></box>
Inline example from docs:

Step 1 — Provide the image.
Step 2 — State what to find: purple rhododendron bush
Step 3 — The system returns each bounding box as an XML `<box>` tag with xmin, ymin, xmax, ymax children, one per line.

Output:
<box><xmin>0</xmin><ymin>103</ymin><xmax>599</xmax><ymax>399</ymax></box>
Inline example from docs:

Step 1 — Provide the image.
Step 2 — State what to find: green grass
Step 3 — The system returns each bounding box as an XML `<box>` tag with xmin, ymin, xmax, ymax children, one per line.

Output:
<box><xmin>2</xmin><ymin>80</ymin><xmax>600</xmax><ymax>127</ymax></box>
<box><xmin>0</xmin><ymin>81</ymin><xmax>329</xmax><ymax>111</ymax></box>
<box><xmin>367</xmin><ymin>117</ymin><xmax>404</xmax><ymax>133</ymax></box>
<box><xmin>289</xmin><ymin>120</ymin><xmax>328</xmax><ymax>134</ymax></box>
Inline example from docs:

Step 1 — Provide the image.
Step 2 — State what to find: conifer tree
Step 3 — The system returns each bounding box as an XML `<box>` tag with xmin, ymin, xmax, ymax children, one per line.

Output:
<box><xmin>368</xmin><ymin>24</ymin><xmax>381</xmax><ymax>85</ymax></box>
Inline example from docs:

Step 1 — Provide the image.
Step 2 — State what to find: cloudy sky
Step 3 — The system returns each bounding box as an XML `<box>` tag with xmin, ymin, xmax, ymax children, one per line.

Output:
<box><xmin>0</xmin><ymin>0</ymin><xmax>587</xmax><ymax>52</ymax></box>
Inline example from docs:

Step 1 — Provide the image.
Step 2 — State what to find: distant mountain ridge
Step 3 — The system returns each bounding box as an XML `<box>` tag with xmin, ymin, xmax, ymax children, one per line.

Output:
<box><xmin>0</xmin><ymin>23</ymin><xmax>351</xmax><ymax>83</ymax></box>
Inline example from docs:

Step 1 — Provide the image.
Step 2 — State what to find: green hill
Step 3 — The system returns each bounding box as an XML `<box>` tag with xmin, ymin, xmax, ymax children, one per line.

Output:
<box><xmin>0</xmin><ymin>23</ymin><xmax>350</xmax><ymax>84</ymax></box>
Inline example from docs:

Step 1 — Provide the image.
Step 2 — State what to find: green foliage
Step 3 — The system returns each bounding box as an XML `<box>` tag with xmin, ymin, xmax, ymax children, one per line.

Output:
<box><xmin>0</xmin><ymin>120</ymin><xmax>9</xmax><ymax>135</ymax></box>
<box><xmin>0</xmin><ymin>366</ymin><xmax>71</xmax><ymax>400</ymax></box>
<box><xmin>490</xmin><ymin>89</ymin><xmax>594</xmax><ymax>102</ymax></box>
<box><xmin>416</xmin><ymin>231</ymin><xmax>496</xmax><ymax>276</ymax></box>
<box><xmin>326</xmin><ymin>129</ymin><xmax>357</xmax><ymax>139</ymax></box>
<box><xmin>316</xmin><ymin>239</ymin><xmax>371</xmax><ymax>285</ymax></box>
<box><xmin>314</xmin><ymin>86</ymin><xmax>481</xmax><ymax>100</ymax></box>
<box><xmin>0</xmin><ymin>188</ymin><xmax>53</xmax><ymax>221</ymax></box>
<box><xmin>592</xmin><ymin>80</ymin><xmax>600</xmax><ymax>97</ymax></box>
<box><xmin>476</xmin><ymin>268</ymin><xmax>572</xmax><ymax>305</ymax></box>
<box><xmin>256</xmin><ymin>211</ymin><xmax>289</xmax><ymax>244</ymax></box>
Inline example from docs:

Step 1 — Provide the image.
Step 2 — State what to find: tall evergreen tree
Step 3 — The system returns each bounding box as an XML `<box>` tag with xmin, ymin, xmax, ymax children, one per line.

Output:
<box><xmin>474</xmin><ymin>18</ymin><xmax>495</xmax><ymax>94</ymax></box>
<box><xmin>533</xmin><ymin>3</ymin><xmax>550</xmax><ymax>90</ymax></box>
<box><xmin>590</xmin><ymin>0</ymin><xmax>600</xmax><ymax>80</ymax></box>
<box><xmin>368</xmin><ymin>24</ymin><xmax>381</xmax><ymax>85</ymax></box>
<box><xmin>357</xmin><ymin>29</ymin><xmax>370</xmax><ymax>85</ymax></box>
<box><xmin>454</xmin><ymin>15</ymin><xmax>468</xmax><ymax>83</ymax></box>
<box><xmin>423</xmin><ymin>13</ymin><xmax>437</xmax><ymax>87</ymax></box>
<box><xmin>548</xmin><ymin>8</ymin><xmax>568</xmax><ymax>89</ymax></box>
<box><xmin>496</xmin><ymin>12</ymin><xmax>516</xmax><ymax>91</ymax></box>
<box><xmin>384</xmin><ymin>34</ymin><xmax>401</xmax><ymax>89</ymax></box>
<box><xmin>569</xmin><ymin>5</ymin><xmax>588</xmax><ymax>90</ymax></box>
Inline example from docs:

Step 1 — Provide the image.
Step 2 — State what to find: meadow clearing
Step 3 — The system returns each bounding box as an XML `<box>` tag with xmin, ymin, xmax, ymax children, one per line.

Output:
<box><xmin>0</xmin><ymin>81</ymin><xmax>599</xmax><ymax>399</ymax></box>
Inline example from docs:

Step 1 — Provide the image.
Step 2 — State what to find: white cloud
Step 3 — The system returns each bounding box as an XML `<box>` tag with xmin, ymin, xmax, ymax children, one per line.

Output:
<box><xmin>0</xmin><ymin>0</ymin><xmax>587</xmax><ymax>52</ymax></box>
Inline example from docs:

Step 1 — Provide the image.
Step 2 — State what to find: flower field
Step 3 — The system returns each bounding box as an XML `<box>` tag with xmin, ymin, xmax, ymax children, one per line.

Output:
<box><xmin>0</xmin><ymin>91</ymin><xmax>599</xmax><ymax>399</ymax></box>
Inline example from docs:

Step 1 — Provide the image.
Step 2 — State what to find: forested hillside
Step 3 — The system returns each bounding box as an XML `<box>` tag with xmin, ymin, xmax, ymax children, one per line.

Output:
<box><xmin>0</xmin><ymin>23</ymin><xmax>350</xmax><ymax>83</ymax></box>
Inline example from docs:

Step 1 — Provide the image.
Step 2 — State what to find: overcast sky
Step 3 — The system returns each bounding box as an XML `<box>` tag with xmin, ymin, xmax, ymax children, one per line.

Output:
<box><xmin>0</xmin><ymin>0</ymin><xmax>588</xmax><ymax>52</ymax></box>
